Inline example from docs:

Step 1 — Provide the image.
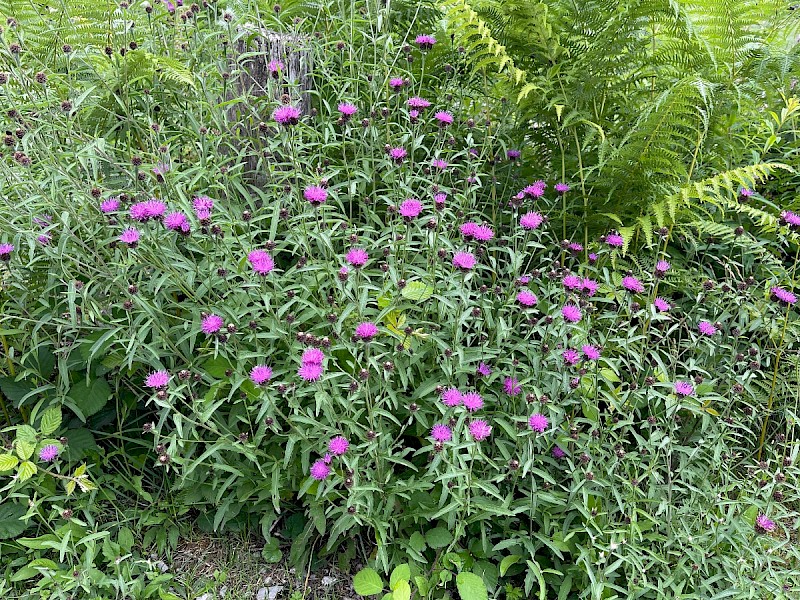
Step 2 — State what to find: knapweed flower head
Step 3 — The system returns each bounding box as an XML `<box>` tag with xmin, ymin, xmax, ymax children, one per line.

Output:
<box><xmin>119</xmin><ymin>228</ymin><xmax>140</xmax><ymax>245</ymax></box>
<box><xmin>302</xmin><ymin>348</ymin><xmax>324</xmax><ymax>365</ymax></box>
<box><xmin>310</xmin><ymin>459</ymin><xmax>331</xmax><ymax>480</ymax></box>
<box><xmin>130</xmin><ymin>199</ymin><xmax>166</xmax><ymax>221</ymax></box>
<box><xmin>144</xmin><ymin>370</ymin><xmax>170</xmax><ymax>389</ymax></box>
<box><xmin>622</xmin><ymin>276</ymin><xmax>644</xmax><ymax>293</ymax></box>
<box><xmin>674</xmin><ymin>381</ymin><xmax>695</xmax><ymax>397</ymax></box>
<box><xmin>407</xmin><ymin>96</ymin><xmax>431</xmax><ymax>110</ymax></box>
<box><xmin>355</xmin><ymin>321</ymin><xmax>378</xmax><ymax>340</ymax></box>
<box><xmin>453</xmin><ymin>251</ymin><xmax>476</xmax><ymax>271</ymax></box>
<box><xmin>38</xmin><ymin>234</ymin><xmax>51</xmax><ymax>246</ymax></box>
<box><xmin>469</xmin><ymin>419</ymin><xmax>492</xmax><ymax>441</ymax></box>
<box><xmin>605</xmin><ymin>232</ymin><xmax>624</xmax><ymax>247</ymax></box>
<box><xmin>528</xmin><ymin>413</ymin><xmax>549</xmax><ymax>433</ymax></box>
<box><xmin>507</xmin><ymin>149</ymin><xmax>521</xmax><ymax>160</ymax></box>
<box><xmin>582</xmin><ymin>345</ymin><xmax>601</xmax><ymax>361</ymax></box>
<box><xmin>247</xmin><ymin>250</ymin><xmax>275</xmax><ymax>275</ymax></box>
<box><xmin>298</xmin><ymin>363</ymin><xmax>323</xmax><ymax>381</ymax></box>
<box><xmin>431</xmin><ymin>423</ymin><xmax>452</xmax><ymax>442</ymax></box>
<box><xmin>250</xmin><ymin>365</ymin><xmax>273</xmax><ymax>385</ymax></box>
<box><xmin>780</xmin><ymin>210</ymin><xmax>800</xmax><ymax>228</ymax></box>
<box><xmin>164</xmin><ymin>211</ymin><xmax>190</xmax><ymax>233</ymax></box>
<box><xmin>504</xmin><ymin>377</ymin><xmax>521</xmax><ymax>396</ymax></box>
<box><xmin>755</xmin><ymin>514</ymin><xmax>776</xmax><ymax>534</ymax></box>
<box><xmin>562</xmin><ymin>304</ymin><xmax>582</xmax><ymax>323</ymax></box>
<box><xmin>562</xmin><ymin>349</ymin><xmax>580</xmax><ymax>365</ymax></box>
<box><xmin>476</xmin><ymin>362</ymin><xmax>491</xmax><ymax>377</ymax></box>
<box><xmin>520</xmin><ymin>212</ymin><xmax>544</xmax><ymax>230</ymax></box>
<box><xmin>698</xmin><ymin>320</ymin><xmax>717</xmax><ymax>336</ymax></box>
<box><xmin>655</xmin><ymin>260</ymin><xmax>671</xmax><ymax>273</ymax></box>
<box><xmin>193</xmin><ymin>195</ymin><xmax>214</xmax><ymax>214</ymax></box>
<box><xmin>434</xmin><ymin>111</ymin><xmax>454</xmax><ymax>126</ymax></box>
<box><xmin>389</xmin><ymin>77</ymin><xmax>405</xmax><ymax>90</ymax></box>
<box><xmin>562</xmin><ymin>275</ymin><xmax>582</xmax><ymax>291</ymax></box>
<box><xmin>654</xmin><ymin>297</ymin><xmax>671</xmax><ymax>312</ymax></box>
<box><xmin>0</xmin><ymin>243</ymin><xmax>14</xmax><ymax>258</ymax></box>
<box><xmin>739</xmin><ymin>187</ymin><xmax>754</xmax><ymax>198</ymax></box>
<box><xmin>328</xmin><ymin>436</ymin><xmax>349</xmax><ymax>456</ymax></box>
<box><xmin>588</xmin><ymin>252</ymin><xmax>598</xmax><ymax>263</ymax></box>
<box><xmin>434</xmin><ymin>193</ymin><xmax>447</xmax><ymax>208</ymax></box>
<box><xmin>346</xmin><ymin>247</ymin><xmax>368</xmax><ymax>268</ymax></box>
<box><xmin>399</xmin><ymin>199</ymin><xmax>423</xmax><ymax>218</ymax></box>
<box><xmin>389</xmin><ymin>147</ymin><xmax>407</xmax><ymax>163</ymax></box>
<box><xmin>462</xmin><ymin>392</ymin><xmax>484</xmax><ymax>412</ymax></box>
<box><xmin>39</xmin><ymin>444</ymin><xmax>59</xmax><ymax>462</ymax></box>
<box><xmin>100</xmin><ymin>198</ymin><xmax>120</xmax><ymax>213</ymax></box>
<box><xmin>555</xmin><ymin>183</ymin><xmax>570</xmax><ymax>194</ymax></box>
<box><xmin>552</xmin><ymin>446</ymin><xmax>566</xmax><ymax>459</ymax></box>
<box><xmin>582</xmin><ymin>278</ymin><xmax>599</xmax><ymax>297</ymax></box>
<box><xmin>568</xmin><ymin>242</ymin><xmax>583</xmax><ymax>253</ymax></box>
<box><xmin>431</xmin><ymin>158</ymin><xmax>448</xmax><ymax>170</ymax></box>
<box><xmin>201</xmin><ymin>314</ymin><xmax>224</xmax><ymax>334</ymax></box>
<box><xmin>337</xmin><ymin>102</ymin><xmax>357</xmax><ymax>118</ymax></box>
<box><xmin>771</xmin><ymin>286</ymin><xmax>797</xmax><ymax>306</ymax></box>
<box><xmin>517</xmin><ymin>290</ymin><xmax>538</xmax><ymax>307</ymax></box>
<box><xmin>441</xmin><ymin>387</ymin><xmax>463</xmax><ymax>407</ymax></box>
<box><xmin>304</xmin><ymin>185</ymin><xmax>328</xmax><ymax>206</ymax></box>
<box><xmin>414</xmin><ymin>34</ymin><xmax>437</xmax><ymax>50</ymax></box>
<box><xmin>267</xmin><ymin>59</ymin><xmax>284</xmax><ymax>75</ymax></box>
<box><xmin>522</xmin><ymin>181</ymin><xmax>547</xmax><ymax>198</ymax></box>
<box><xmin>273</xmin><ymin>105</ymin><xmax>301</xmax><ymax>126</ymax></box>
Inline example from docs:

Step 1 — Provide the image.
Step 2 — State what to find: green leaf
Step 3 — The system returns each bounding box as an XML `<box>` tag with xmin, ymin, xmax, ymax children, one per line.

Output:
<box><xmin>392</xmin><ymin>580</ymin><xmax>411</xmax><ymax>600</ymax></box>
<box><xmin>409</xmin><ymin>532</ymin><xmax>427</xmax><ymax>552</ymax></box>
<box><xmin>401</xmin><ymin>281</ymin><xmax>434</xmax><ymax>302</ymax></box>
<box><xmin>203</xmin><ymin>357</ymin><xmax>232</xmax><ymax>379</ymax></box>
<box><xmin>0</xmin><ymin>454</ymin><xmax>19</xmax><ymax>471</ymax></box>
<box><xmin>425</xmin><ymin>526</ymin><xmax>453</xmax><ymax>549</ymax></box>
<box><xmin>16</xmin><ymin>425</ymin><xmax>37</xmax><ymax>444</ymax></box>
<box><xmin>353</xmin><ymin>568</ymin><xmax>384</xmax><ymax>596</ymax></box>
<box><xmin>39</xmin><ymin>406</ymin><xmax>62</xmax><ymax>436</ymax></box>
<box><xmin>500</xmin><ymin>555</ymin><xmax>521</xmax><ymax>576</ymax></box>
<box><xmin>261</xmin><ymin>537</ymin><xmax>282</xmax><ymax>563</ymax></box>
<box><xmin>69</xmin><ymin>378</ymin><xmax>111</xmax><ymax>419</ymax></box>
<box><xmin>15</xmin><ymin>440</ymin><xmax>35</xmax><ymax>461</ymax></box>
<box><xmin>456</xmin><ymin>572</ymin><xmax>488</xmax><ymax>600</ymax></box>
<box><xmin>118</xmin><ymin>527</ymin><xmax>134</xmax><ymax>552</ymax></box>
<box><xmin>414</xmin><ymin>576</ymin><xmax>429</xmax><ymax>596</ymax></box>
<box><xmin>390</xmin><ymin>564</ymin><xmax>410</xmax><ymax>590</ymax></box>
<box><xmin>10</xmin><ymin>558</ymin><xmax>58</xmax><ymax>582</ymax></box>
<box><xmin>0</xmin><ymin>503</ymin><xmax>29</xmax><ymax>539</ymax></box>
<box><xmin>17</xmin><ymin>460</ymin><xmax>37</xmax><ymax>481</ymax></box>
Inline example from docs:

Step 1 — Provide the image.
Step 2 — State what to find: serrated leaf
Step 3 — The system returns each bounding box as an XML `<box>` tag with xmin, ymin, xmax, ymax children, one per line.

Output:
<box><xmin>39</xmin><ymin>406</ymin><xmax>62</xmax><ymax>436</ymax></box>
<box><xmin>0</xmin><ymin>453</ymin><xmax>19</xmax><ymax>471</ymax></box>
<box><xmin>353</xmin><ymin>568</ymin><xmax>384</xmax><ymax>596</ymax></box>
<box><xmin>15</xmin><ymin>440</ymin><xmax>35</xmax><ymax>460</ymax></box>
<box><xmin>0</xmin><ymin>503</ymin><xmax>29</xmax><ymax>539</ymax></box>
<box><xmin>409</xmin><ymin>531</ymin><xmax>426</xmax><ymax>552</ymax></box>
<box><xmin>17</xmin><ymin>460</ymin><xmax>37</xmax><ymax>481</ymax></box>
<box><xmin>69</xmin><ymin>378</ymin><xmax>111</xmax><ymax>419</ymax></box>
<box><xmin>401</xmin><ymin>281</ymin><xmax>433</xmax><ymax>302</ymax></box>
<box><xmin>456</xmin><ymin>572</ymin><xmax>488</xmax><ymax>600</ymax></box>
<box><xmin>425</xmin><ymin>527</ymin><xmax>453</xmax><ymax>549</ymax></box>
<box><xmin>16</xmin><ymin>425</ymin><xmax>37</xmax><ymax>444</ymax></box>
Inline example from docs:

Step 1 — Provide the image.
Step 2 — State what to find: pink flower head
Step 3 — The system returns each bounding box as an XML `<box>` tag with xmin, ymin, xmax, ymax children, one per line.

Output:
<box><xmin>588</xmin><ymin>252</ymin><xmax>598</xmax><ymax>263</ymax></box>
<box><xmin>605</xmin><ymin>233</ymin><xmax>624</xmax><ymax>247</ymax></box>
<box><xmin>434</xmin><ymin>111</ymin><xmax>454</xmax><ymax>126</ymax></box>
<box><xmin>389</xmin><ymin>77</ymin><xmax>405</xmax><ymax>90</ymax></box>
<box><xmin>674</xmin><ymin>381</ymin><xmax>694</xmax><ymax>397</ymax></box>
<box><xmin>302</xmin><ymin>347</ymin><xmax>324</xmax><ymax>365</ymax></box>
<box><xmin>298</xmin><ymin>362</ymin><xmax>323</xmax><ymax>381</ymax></box>
<box><xmin>100</xmin><ymin>198</ymin><xmax>120</xmax><ymax>213</ymax></box>
<box><xmin>389</xmin><ymin>147</ymin><xmax>407</xmax><ymax>163</ymax></box>
<box><xmin>517</xmin><ymin>290</ymin><xmax>538</xmax><ymax>307</ymax></box>
<box><xmin>247</xmin><ymin>250</ymin><xmax>275</xmax><ymax>275</ymax></box>
<box><xmin>771</xmin><ymin>286</ymin><xmax>797</xmax><ymax>306</ymax></box>
<box><xmin>781</xmin><ymin>210</ymin><xmax>800</xmax><ymax>228</ymax></box>
<box><xmin>130</xmin><ymin>199</ymin><xmax>166</xmax><ymax>221</ymax></box>
<box><xmin>654</xmin><ymin>297</ymin><xmax>671</xmax><ymax>312</ymax></box>
<box><xmin>504</xmin><ymin>377</ymin><xmax>521</xmax><ymax>396</ymax></box>
<box><xmin>432</xmin><ymin>158</ymin><xmax>448</xmax><ymax>170</ymax></box>
<box><xmin>304</xmin><ymin>185</ymin><xmax>328</xmax><ymax>206</ymax></box>
<box><xmin>562</xmin><ymin>349</ymin><xmax>580</xmax><ymax>365</ymax></box>
<box><xmin>407</xmin><ymin>97</ymin><xmax>431</xmax><ymax>110</ymax></box>
<box><xmin>622</xmin><ymin>276</ymin><xmax>644</xmax><ymax>293</ymax></box>
<box><xmin>355</xmin><ymin>321</ymin><xmax>378</xmax><ymax>340</ymax></box>
<box><xmin>476</xmin><ymin>362</ymin><xmax>491</xmax><ymax>377</ymax></box>
<box><xmin>38</xmin><ymin>234</ymin><xmax>51</xmax><ymax>246</ymax></box>
<box><xmin>460</xmin><ymin>222</ymin><xmax>480</xmax><ymax>239</ymax></box>
<box><xmin>337</xmin><ymin>102</ymin><xmax>357</xmax><ymax>118</ymax></box>
<box><xmin>415</xmin><ymin>34</ymin><xmax>437</xmax><ymax>50</ymax></box>
<box><xmin>468</xmin><ymin>419</ymin><xmax>492</xmax><ymax>441</ymax></box>
<box><xmin>755</xmin><ymin>514</ymin><xmax>776</xmax><ymax>534</ymax></box>
<box><xmin>119</xmin><ymin>228</ymin><xmax>140</xmax><ymax>245</ymax></box>
<box><xmin>462</xmin><ymin>391</ymin><xmax>484</xmax><ymax>412</ymax></box>
<box><xmin>434</xmin><ymin>193</ymin><xmax>447</xmax><ymax>209</ymax></box>
<box><xmin>273</xmin><ymin>105</ymin><xmax>301</xmax><ymax>126</ymax></box>
<box><xmin>552</xmin><ymin>446</ymin><xmax>566</xmax><ymax>459</ymax></box>
<box><xmin>473</xmin><ymin>225</ymin><xmax>494</xmax><ymax>242</ymax></box>
<box><xmin>346</xmin><ymin>247</ymin><xmax>369</xmax><ymax>268</ymax></box>
<box><xmin>562</xmin><ymin>275</ymin><xmax>582</xmax><ymax>291</ymax></box>
<box><xmin>267</xmin><ymin>59</ymin><xmax>284</xmax><ymax>75</ymax></box>
<box><xmin>323</xmin><ymin>453</ymin><xmax>332</xmax><ymax>464</ymax></box>
<box><xmin>144</xmin><ymin>370</ymin><xmax>170</xmax><ymax>389</ymax></box>
<box><xmin>698</xmin><ymin>320</ymin><xmax>717</xmax><ymax>336</ymax></box>
<box><xmin>522</xmin><ymin>181</ymin><xmax>547</xmax><ymax>198</ymax></box>
<box><xmin>582</xmin><ymin>345</ymin><xmax>601</xmax><ymax>361</ymax></box>
<box><xmin>528</xmin><ymin>413</ymin><xmax>549</xmax><ymax>433</ymax></box>
<box><xmin>507</xmin><ymin>149</ymin><xmax>521</xmax><ymax>160</ymax></box>
<box><xmin>453</xmin><ymin>251</ymin><xmax>476</xmax><ymax>271</ymax></box>
<box><xmin>39</xmin><ymin>444</ymin><xmax>59</xmax><ymax>462</ymax></box>
<box><xmin>0</xmin><ymin>243</ymin><xmax>14</xmax><ymax>258</ymax></box>
<box><xmin>250</xmin><ymin>365</ymin><xmax>273</xmax><ymax>385</ymax></box>
<box><xmin>739</xmin><ymin>187</ymin><xmax>754</xmax><ymax>198</ymax></box>
<box><xmin>568</xmin><ymin>242</ymin><xmax>583</xmax><ymax>253</ymax></box>
<box><xmin>562</xmin><ymin>304</ymin><xmax>582</xmax><ymax>323</ymax></box>
<box><xmin>441</xmin><ymin>387</ymin><xmax>462</xmax><ymax>407</ymax></box>
<box><xmin>201</xmin><ymin>314</ymin><xmax>224</xmax><ymax>334</ymax></box>
<box><xmin>328</xmin><ymin>436</ymin><xmax>349</xmax><ymax>456</ymax></box>
<box><xmin>655</xmin><ymin>260</ymin><xmax>671</xmax><ymax>273</ymax></box>
<box><xmin>164</xmin><ymin>211</ymin><xmax>190</xmax><ymax>233</ymax></box>
<box><xmin>310</xmin><ymin>459</ymin><xmax>331</xmax><ymax>480</ymax></box>
<box><xmin>555</xmin><ymin>183</ymin><xmax>570</xmax><ymax>194</ymax></box>
<box><xmin>399</xmin><ymin>199</ymin><xmax>423</xmax><ymax>218</ymax></box>
<box><xmin>431</xmin><ymin>423</ymin><xmax>452</xmax><ymax>442</ymax></box>
<box><xmin>193</xmin><ymin>195</ymin><xmax>214</xmax><ymax>214</ymax></box>
<box><xmin>520</xmin><ymin>211</ymin><xmax>544</xmax><ymax>230</ymax></box>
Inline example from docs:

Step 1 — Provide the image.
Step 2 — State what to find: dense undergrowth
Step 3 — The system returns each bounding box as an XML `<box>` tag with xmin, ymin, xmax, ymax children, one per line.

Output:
<box><xmin>2</xmin><ymin>1</ymin><xmax>800</xmax><ymax>599</ymax></box>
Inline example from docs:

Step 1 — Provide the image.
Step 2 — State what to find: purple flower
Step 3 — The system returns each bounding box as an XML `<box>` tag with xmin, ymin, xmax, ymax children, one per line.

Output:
<box><xmin>355</xmin><ymin>322</ymin><xmax>378</xmax><ymax>340</ymax></box>
<box><xmin>562</xmin><ymin>275</ymin><xmax>582</xmax><ymax>291</ymax></box>
<box><xmin>399</xmin><ymin>199</ymin><xmax>423</xmax><ymax>218</ymax></box>
<box><xmin>414</xmin><ymin>34</ymin><xmax>437</xmax><ymax>50</ymax></box>
<box><xmin>328</xmin><ymin>436</ymin><xmax>349</xmax><ymax>456</ymax></box>
<box><xmin>504</xmin><ymin>377</ymin><xmax>521</xmax><ymax>397</ymax></box>
<box><xmin>476</xmin><ymin>362</ymin><xmax>491</xmax><ymax>377</ymax></box>
<box><xmin>522</xmin><ymin>181</ymin><xmax>547</xmax><ymax>198</ymax></box>
<box><xmin>298</xmin><ymin>363</ymin><xmax>323</xmax><ymax>381</ymax></box>
<box><xmin>432</xmin><ymin>158</ymin><xmax>448</xmax><ymax>170</ymax></box>
<box><xmin>434</xmin><ymin>111</ymin><xmax>453</xmax><ymax>126</ymax></box>
<box><xmin>605</xmin><ymin>233</ymin><xmax>624</xmax><ymax>247</ymax></box>
<box><xmin>622</xmin><ymin>276</ymin><xmax>644</xmax><ymax>293</ymax></box>
<box><xmin>507</xmin><ymin>150</ymin><xmax>521</xmax><ymax>160</ymax></box>
<box><xmin>130</xmin><ymin>199</ymin><xmax>166</xmax><ymax>221</ymax></box>
<box><xmin>144</xmin><ymin>370</ymin><xmax>170</xmax><ymax>389</ymax></box>
<box><xmin>302</xmin><ymin>348</ymin><xmax>324</xmax><ymax>365</ymax></box>
<box><xmin>698</xmin><ymin>320</ymin><xmax>717</xmax><ymax>336</ymax></box>
<box><xmin>201</xmin><ymin>314</ymin><xmax>224</xmax><ymax>334</ymax></box>
<box><xmin>310</xmin><ymin>459</ymin><xmax>331</xmax><ymax>480</ymax></box>
<box><xmin>389</xmin><ymin>77</ymin><xmax>405</xmax><ymax>90</ymax></box>
<box><xmin>37</xmin><ymin>234</ymin><xmax>51</xmax><ymax>246</ymax></box>
<box><xmin>674</xmin><ymin>381</ymin><xmax>694</xmax><ymax>397</ymax></box>
<box><xmin>431</xmin><ymin>423</ymin><xmax>452</xmax><ymax>442</ymax></box>
<box><xmin>555</xmin><ymin>183</ymin><xmax>570</xmax><ymax>194</ymax></box>
<box><xmin>407</xmin><ymin>97</ymin><xmax>431</xmax><ymax>110</ymax></box>
<box><xmin>193</xmin><ymin>195</ymin><xmax>214</xmax><ymax>214</ymax></box>
<box><xmin>268</xmin><ymin>59</ymin><xmax>284</xmax><ymax>76</ymax></box>
<box><xmin>562</xmin><ymin>349</ymin><xmax>580</xmax><ymax>365</ymax></box>
<box><xmin>552</xmin><ymin>446</ymin><xmax>566</xmax><ymax>459</ymax></box>
<box><xmin>588</xmin><ymin>252</ymin><xmax>598</xmax><ymax>263</ymax></box>
<box><xmin>528</xmin><ymin>413</ymin><xmax>549</xmax><ymax>433</ymax></box>
<box><xmin>739</xmin><ymin>187</ymin><xmax>754</xmax><ymax>198</ymax></box>
<box><xmin>562</xmin><ymin>304</ymin><xmax>582</xmax><ymax>323</ymax></box>
<box><xmin>655</xmin><ymin>260</ymin><xmax>671</xmax><ymax>273</ymax></box>
<box><xmin>0</xmin><ymin>243</ymin><xmax>14</xmax><ymax>259</ymax></box>
<box><xmin>389</xmin><ymin>147</ymin><xmax>407</xmax><ymax>163</ymax></box>
<box><xmin>247</xmin><ymin>250</ymin><xmax>275</xmax><ymax>275</ymax></box>
<box><xmin>582</xmin><ymin>345</ymin><xmax>601</xmax><ymax>361</ymax></box>
<box><xmin>164</xmin><ymin>211</ymin><xmax>190</xmax><ymax>233</ymax></box>
<box><xmin>434</xmin><ymin>193</ymin><xmax>447</xmax><ymax>209</ymax></box>
<box><xmin>462</xmin><ymin>392</ymin><xmax>484</xmax><ymax>412</ymax></box>
<box><xmin>582</xmin><ymin>278</ymin><xmax>599</xmax><ymax>297</ymax></box>
<box><xmin>100</xmin><ymin>198</ymin><xmax>120</xmax><ymax>213</ymax></box>
<box><xmin>409</xmin><ymin>110</ymin><xmax>420</xmax><ymax>123</ymax></box>
<box><xmin>273</xmin><ymin>105</ymin><xmax>301</xmax><ymax>126</ymax></box>
<box><xmin>781</xmin><ymin>210</ymin><xmax>800</xmax><ymax>228</ymax></box>
<box><xmin>39</xmin><ymin>444</ymin><xmax>59</xmax><ymax>462</ymax></box>
<box><xmin>568</xmin><ymin>242</ymin><xmax>583</xmax><ymax>253</ymax></box>
<box><xmin>755</xmin><ymin>514</ymin><xmax>776</xmax><ymax>534</ymax></box>
<box><xmin>346</xmin><ymin>248</ymin><xmax>369</xmax><ymax>268</ymax></box>
<box><xmin>453</xmin><ymin>251</ymin><xmax>476</xmax><ymax>271</ymax></box>
<box><xmin>520</xmin><ymin>212</ymin><xmax>544</xmax><ymax>230</ymax></box>
<box><xmin>304</xmin><ymin>185</ymin><xmax>328</xmax><ymax>206</ymax></box>
<box><xmin>338</xmin><ymin>103</ymin><xmax>357</xmax><ymax>118</ymax></box>
<box><xmin>441</xmin><ymin>387</ymin><xmax>462</xmax><ymax>407</ymax></box>
<box><xmin>468</xmin><ymin>419</ymin><xmax>492</xmax><ymax>441</ymax></box>
<box><xmin>771</xmin><ymin>286</ymin><xmax>797</xmax><ymax>306</ymax></box>
<box><xmin>517</xmin><ymin>290</ymin><xmax>538</xmax><ymax>307</ymax></box>
<box><xmin>119</xmin><ymin>228</ymin><xmax>140</xmax><ymax>245</ymax></box>
<box><xmin>654</xmin><ymin>297</ymin><xmax>671</xmax><ymax>312</ymax></box>
<box><xmin>250</xmin><ymin>365</ymin><xmax>273</xmax><ymax>385</ymax></box>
